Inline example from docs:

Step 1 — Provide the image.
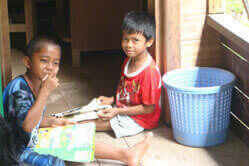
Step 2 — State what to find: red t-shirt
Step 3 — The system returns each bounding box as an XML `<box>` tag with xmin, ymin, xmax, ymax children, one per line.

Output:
<box><xmin>116</xmin><ymin>55</ymin><xmax>162</xmax><ymax>129</ymax></box>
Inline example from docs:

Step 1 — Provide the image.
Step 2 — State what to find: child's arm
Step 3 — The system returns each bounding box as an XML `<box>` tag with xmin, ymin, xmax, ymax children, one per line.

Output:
<box><xmin>98</xmin><ymin>96</ymin><xmax>114</xmax><ymax>105</ymax></box>
<box><xmin>98</xmin><ymin>104</ymin><xmax>154</xmax><ymax>120</ymax></box>
<box><xmin>40</xmin><ymin>116</ymin><xmax>75</xmax><ymax>128</ymax></box>
<box><xmin>22</xmin><ymin>75</ymin><xmax>59</xmax><ymax>133</ymax></box>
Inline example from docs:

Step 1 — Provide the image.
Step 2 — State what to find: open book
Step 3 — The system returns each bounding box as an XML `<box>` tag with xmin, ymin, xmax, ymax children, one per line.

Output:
<box><xmin>34</xmin><ymin>123</ymin><xmax>96</xmax><ymax>162</ymax></box>
<box><xmin>51</xmin><ymin>98</ymin><xmax>112</xmax><ymax>122</ymax></box>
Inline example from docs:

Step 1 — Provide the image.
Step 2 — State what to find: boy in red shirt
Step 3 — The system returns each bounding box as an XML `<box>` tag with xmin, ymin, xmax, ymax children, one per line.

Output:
<box><xmin>93</xmin><ymin>11</ymin><xmax>162</xmax><ymax>138</ymax></box>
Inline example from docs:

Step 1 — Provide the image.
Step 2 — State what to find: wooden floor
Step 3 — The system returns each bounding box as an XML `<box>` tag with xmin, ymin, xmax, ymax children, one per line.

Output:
<box><xmin>11</xmin><ymin>49</ymin><xmax>249</xmax><ymax>166</ymax></box>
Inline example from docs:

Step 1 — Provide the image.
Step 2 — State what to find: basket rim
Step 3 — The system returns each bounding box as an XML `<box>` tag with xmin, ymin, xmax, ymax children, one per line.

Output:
<box><xmin>162</xmin><ymin>67</ymin><xmax>236</xmax><ymax>94</ymax></box>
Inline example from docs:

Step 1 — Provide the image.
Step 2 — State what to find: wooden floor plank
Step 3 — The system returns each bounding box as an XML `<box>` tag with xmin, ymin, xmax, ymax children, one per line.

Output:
<box><xmin>123</xmin><ymin>126</ymin><xmax>184</xmax><ymax>166</ymax></box>
<box><xmin>206</xmin><ymin>131</ymin><xmax>249</xmax><ymax>166</ymax></box>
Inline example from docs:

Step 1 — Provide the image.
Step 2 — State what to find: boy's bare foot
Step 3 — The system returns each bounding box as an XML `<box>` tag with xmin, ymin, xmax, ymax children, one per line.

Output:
<box><xmin>126</xmin><ymin>132</ymin><xmax>153</xmax><ymax>166</ymax></box>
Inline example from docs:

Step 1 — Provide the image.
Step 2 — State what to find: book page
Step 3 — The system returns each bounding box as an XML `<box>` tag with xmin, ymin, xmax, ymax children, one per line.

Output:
<box><xmin>51</xmin><ymin>98</ymin><xmax>112</xmax><ymax>122</ymax></box>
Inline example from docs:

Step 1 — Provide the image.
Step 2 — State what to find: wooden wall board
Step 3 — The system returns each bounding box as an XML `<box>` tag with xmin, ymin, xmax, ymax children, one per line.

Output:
<box><xmin>162</xmin><ymin>0</ymin><xmax>181</xmax><ymax>72</ymax></box>
<box><xmin>181</xmin><ymin>15</ymin><xmax>206</xmax><ymax>41</ymax></box>
<box><xmin>230</xmin><ymin>114</ymin><xmax>249</xmax><ymax>147</ymax></box>
<box><xmin>208</xmin><ymin>21</ymin><xmax>249</xmax><ymax>148</ymax></box>
<box><xmin>24</xmin><ymin>0</ymin><xmax>35</xmax><ymax>44</ymax></box>
<box><xmin>180</xmin><ymin>0</ymin><xmax>222</xmax><ymax>68</ymax></box>
<box><xmin>206</xmin><ymin>14</ymin><xmax>249</xmax><ymax>53</ymax></box>
<box><xmin>157</xmin><ymin>0</ymin><xmax>181</xmax><ymax>124</ymax></box>
<box><xmin>147</xmin><ymin>0</ymin><xmax>155</xmax><ymax>14</ymax></box>
<box><xmin>221</xmin><ymin>36</ymin><xmax>249</xmax><ymax>61</ymax></box>
<box><xmin>231</xmin><ymin>89</ymin><xmax>249</xmax><ymax>127</ymax></box>
<box><xmin>154</xmin><ymin>0</ymin><xmax>163</xmax><ymax>72</ymax></box>
<box><xmin>221</xmin><ymin>45</ymin><xmax>249</xmax><ymax>96</ymax></box>
<box><xmin>181</xmin><ymin>0</ymin><xmax>206</xmax><ymax>41</ymax></box>
<box><xmin>220</xmin><ymin>35</ymin><xmax>249</xmax><ymax>141</ymax></box>
<box><xmin>182</xmin><ymin>0</ymin><xmax>206</xmax><ymax>14</ymax></box>
<box><xmin>181</xmin><ymin>39</ymin><xmax>221</xmax><ymax>68</ymax></box>
<box><xmin>0</xmin><ymin>0</ymin><xmax>12</xmax><ymax>87</ymax></box>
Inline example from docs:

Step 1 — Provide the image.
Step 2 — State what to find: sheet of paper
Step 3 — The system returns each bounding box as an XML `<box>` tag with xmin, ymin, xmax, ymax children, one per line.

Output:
<box><xmin>70</xmin><ymin>111</ymin><xmax>99</xmax><ymax>122</ymax></box>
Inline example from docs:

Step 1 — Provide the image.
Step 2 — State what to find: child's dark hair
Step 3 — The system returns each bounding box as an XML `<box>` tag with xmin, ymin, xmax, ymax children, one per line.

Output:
<box><xmin>0</xmin><ymin>115</ymin><xmax>19</xmax><ymax>165</ymax></box>
<box><xmin>25</xmin><ymin>37</ymin><xmax>61</xmax><ymax>58</ymax></box>
<box><xmin>122</xmin><ymin>11</ymin><xmax>155</xmax><ymax>41</ymax></box>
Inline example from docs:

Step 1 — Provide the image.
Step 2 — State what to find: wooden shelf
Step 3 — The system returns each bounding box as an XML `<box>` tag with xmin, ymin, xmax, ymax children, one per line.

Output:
<box><xmin>9</xmin><ymin>23</ymin><xmax>25</xmax><ymax>33</ymax></box>
<box><xmin>52</xmin><ymin>14</ymin><xmax>71</xmax><ymax>43</ymax></box>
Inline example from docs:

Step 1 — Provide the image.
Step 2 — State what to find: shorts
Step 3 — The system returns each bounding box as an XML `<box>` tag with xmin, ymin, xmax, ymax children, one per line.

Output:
<box><xmin>110</xmin><ymin>114</ymin><xmax>144</xmax><ymax>138</ymax></box>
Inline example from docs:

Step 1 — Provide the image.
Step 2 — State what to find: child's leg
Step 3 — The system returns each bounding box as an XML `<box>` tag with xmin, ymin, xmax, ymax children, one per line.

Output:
<box><xmin>19</xmin><ymin>148</ymin><xmax>65</xmax><ymax>166</ymax></box>
<box><xmin>78</xmin><ymin>119</ymin><xmax>112</xmax><ymax>131</ymax></box>
<box><xmin>79</xmin><ymin>115</ymin><xmax>144</xmax><ymax>138</ymax></box>
<box><xmin>94</xmin><ymin>132</ymin><xmax>153</xmax><ymax>166</ymax></box>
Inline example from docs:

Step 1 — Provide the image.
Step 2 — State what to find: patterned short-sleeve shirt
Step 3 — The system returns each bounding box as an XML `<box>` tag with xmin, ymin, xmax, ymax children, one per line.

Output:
<box><xmin>3</xmin><ymin>75</ymin><xmax>44</xmax><ymax>150</ymax></box>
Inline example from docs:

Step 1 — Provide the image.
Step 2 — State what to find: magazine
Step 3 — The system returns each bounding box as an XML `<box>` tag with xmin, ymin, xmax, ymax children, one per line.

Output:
<box><xmin>34</xmin><ymin>123</ymin><xmax>96</xmax><ymax>162</ymax></box>
<box><xmin>51</xmin><ymin>98</ymin><xmax>112</xmax><ymax>122</ymax></box>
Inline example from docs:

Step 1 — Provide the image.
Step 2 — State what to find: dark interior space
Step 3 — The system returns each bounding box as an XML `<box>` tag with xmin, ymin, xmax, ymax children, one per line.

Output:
<box><xmin>9</xmin><ymin>0</ymin><xmax>132</xmax><ymax>68</ymax></box>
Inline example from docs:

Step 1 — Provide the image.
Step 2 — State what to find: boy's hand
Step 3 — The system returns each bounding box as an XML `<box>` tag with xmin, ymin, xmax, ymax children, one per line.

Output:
<box><xmin>49</xmin><ymin>117</ymin><xmax>76</xmax><ymax>128</ymax></box>
<box><xmin>97</xmin><ymin>108</ymin><xmax>118</xmax><ymax>121</ymax></box>
<box><xmin>41</xmin><ymin>74</ymin><xmax>59</xmax><ymax>95</ymax></box>
<box><xmin>98</xmin><ymin>96</ymin><xmax>114</xmax><ymax>105</ymax></box>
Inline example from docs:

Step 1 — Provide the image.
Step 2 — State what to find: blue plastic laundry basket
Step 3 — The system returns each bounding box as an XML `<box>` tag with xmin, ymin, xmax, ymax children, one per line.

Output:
<box><xmin>162</xmin><ymin>67</ymin><xmax>235</xmax><ymax>147</ymax></box>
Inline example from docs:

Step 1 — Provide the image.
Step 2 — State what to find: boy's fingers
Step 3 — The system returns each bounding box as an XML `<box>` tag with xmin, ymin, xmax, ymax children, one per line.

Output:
<box><xmin>101</xmin><ymin>109</ymin><xmax>110</xmax><ymax>114</ymax></box>
<box><xmin>98</xmin><ymin>96</ymin><xmax>103</xmax><ymax>100</ymax></box>
<box><xmin>42</xmin><ymin>74</ymin><xmax>49</xmax><ymax>82</ymax></box>
<box><xmin>98</xmin><ymin>117</ymin><xmax>109</xmax><ymax>121</ymax></box>
<box><xmin>101</xmin><ymin>118</ymin><xmax>110</xmax><ymax>121</ymax></box>
<box><xmin>98</xmin><ymin>113</ymin><xmax>109</xmax><ymax>118</ymax></box>
<box><xmin>68</xmin><ymin>119</ymin><xmax>77</xmax><ymax>124</ymax></box>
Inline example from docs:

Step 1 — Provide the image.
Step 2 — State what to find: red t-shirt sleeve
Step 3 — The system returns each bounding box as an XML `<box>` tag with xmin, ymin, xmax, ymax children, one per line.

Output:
<box><xmin>140</xmin><ymin>67</ymin><xmax>160</xmax><ymax>106</ymax></box>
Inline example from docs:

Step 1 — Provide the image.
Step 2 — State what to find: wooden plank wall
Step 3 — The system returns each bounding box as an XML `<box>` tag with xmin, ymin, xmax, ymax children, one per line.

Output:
<box><xmin>181</xmin><ymin>0</ymin><xmax>222</xmax><ymax>68</ymax></box>
<box><xmin>220</xmin><ymin>36</ymin><xmax>249</xmax><ymax>146</ymax></box>
<box><xmin>24</xmin><ymin>0</ymin><xmax>36</xmax><ymax>44</ymax></box>
<box><xmin>150</xmin><ymin>0</ymin><xmax>223</xmax><ymax>124</ymax></box>
<box><xmin>149</xmin><ymin>0</ymin><xmax>181</xmax><ymax>124</ymax></box>
<box><xmin>0</xmin><ymin>0</ymin><xmax>12</xmax><ymax>88</ymax></box>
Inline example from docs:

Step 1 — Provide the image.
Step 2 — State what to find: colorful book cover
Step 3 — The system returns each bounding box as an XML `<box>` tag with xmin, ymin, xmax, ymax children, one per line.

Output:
<box><xmin>34</xmin><ymin>123</ymin><xmax>96</xmax><ymax>162</ymax></box>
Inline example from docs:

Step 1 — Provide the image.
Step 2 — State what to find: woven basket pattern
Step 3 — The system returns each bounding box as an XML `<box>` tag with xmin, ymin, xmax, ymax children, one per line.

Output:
<box><xmin>168</xmin><ymin>89</ymin><xmax>232</xmax><ymax>134</ymax></box>
<box><xmin>163</xmin><ymin>67</ymin><xmax>235</xmax><ymax>147</ymax></box>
